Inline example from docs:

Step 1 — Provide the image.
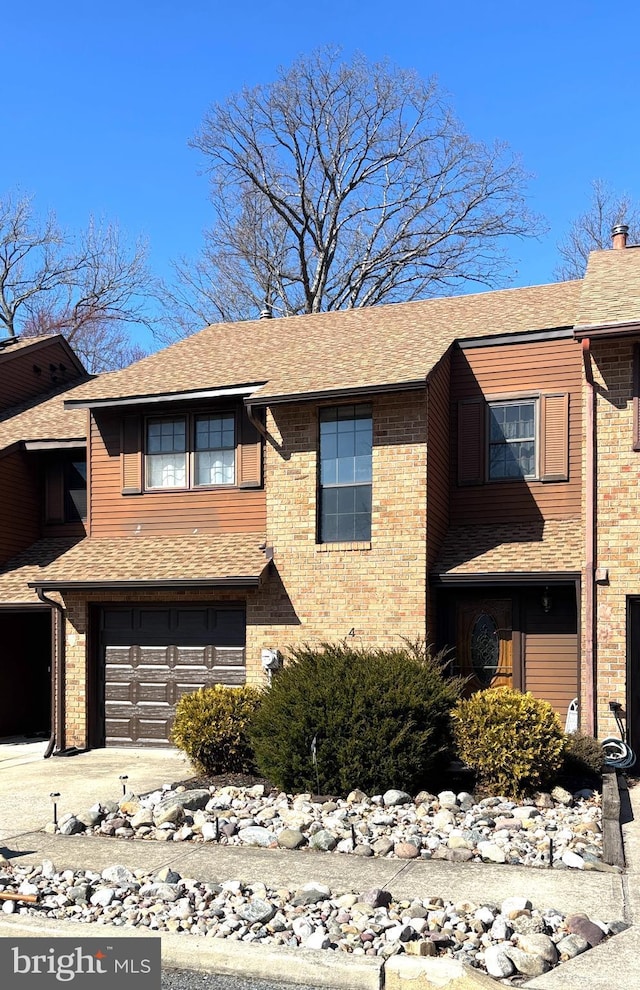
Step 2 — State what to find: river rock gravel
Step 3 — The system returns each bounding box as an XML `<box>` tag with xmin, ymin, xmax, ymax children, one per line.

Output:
<box><xmin>0</xmin><ymin>859</ymin><xmax>628</xmax><ymax>984</ymax></box>
<box><xmin>57</xmin><ymin>784</ymin><xmax>609</xmax><ymax>872</ymax></box>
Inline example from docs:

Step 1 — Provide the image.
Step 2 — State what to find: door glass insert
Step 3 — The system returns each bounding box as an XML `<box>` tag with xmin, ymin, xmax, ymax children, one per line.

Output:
<box><xmin>470</xmin><ymin>613</ymin><xmax>499</xmax><ymax>686</ymax></box>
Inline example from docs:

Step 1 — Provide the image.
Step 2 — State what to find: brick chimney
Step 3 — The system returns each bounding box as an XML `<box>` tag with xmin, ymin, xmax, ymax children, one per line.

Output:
<box><xmin>612</xmin><ymin>223</ymin><xmax>629</xmax><ymax>250</ymax></box>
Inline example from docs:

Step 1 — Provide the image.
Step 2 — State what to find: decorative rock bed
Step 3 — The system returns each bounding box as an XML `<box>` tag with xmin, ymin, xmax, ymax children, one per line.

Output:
<box><xmin>0</xmin><ymin>859</ymin><xmax>627</xmax><ymax>981</ymax></box>
<box><xmin>52</xmin><ymin>783</ymin><xmax>610</xmax><ymax>871</ymax></box>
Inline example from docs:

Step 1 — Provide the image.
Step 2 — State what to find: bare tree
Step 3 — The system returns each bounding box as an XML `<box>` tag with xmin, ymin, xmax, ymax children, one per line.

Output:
<box><xmin>172</xmin><ymin>47</ymin><xmax>542</xmax><ymax>332</ymax></box>
<box><xmin>0</xmin><ymin>191</ymin><xmax>155</xmax><ymax>369</ymax></box>
<box><xmin>555</xmin><ymin>179</ymin><xmax>640</xmax><ymax>280</ymax></box>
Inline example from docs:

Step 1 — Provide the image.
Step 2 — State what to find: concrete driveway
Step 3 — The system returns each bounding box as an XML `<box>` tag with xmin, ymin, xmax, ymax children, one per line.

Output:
<box><xmin>0</xmin><ymin>737</ymin><xmax>193</xmax><ymax>844</ymax></box>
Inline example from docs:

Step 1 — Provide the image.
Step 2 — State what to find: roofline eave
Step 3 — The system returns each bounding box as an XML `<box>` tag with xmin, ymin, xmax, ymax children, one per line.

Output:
<box><xmin>64</xmin><ymin>383</ymin><xmax>267</xmax><ymax>410</ymax></box>
<box><xmin>28</xmin><ymin>576</ymin><xmax>264</xmax><ymax>591</ymax></box>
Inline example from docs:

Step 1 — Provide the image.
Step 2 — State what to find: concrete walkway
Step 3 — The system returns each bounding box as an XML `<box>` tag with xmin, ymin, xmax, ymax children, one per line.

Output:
<box><xmin>1</xmin><ymin>744</ymin><xmax>640</xmax><ymax>987</ymax></box>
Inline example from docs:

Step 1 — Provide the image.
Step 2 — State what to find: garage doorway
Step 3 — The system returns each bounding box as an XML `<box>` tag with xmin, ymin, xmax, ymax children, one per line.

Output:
<box><xmin>95</xmin><ymin>604</ymin><xmax>246</xmax><ymax>747</ymax></box>
<box><xmin>0</xmin><ymin>609</ymin><xmax>51</xmax><ymax>737</ymax></box>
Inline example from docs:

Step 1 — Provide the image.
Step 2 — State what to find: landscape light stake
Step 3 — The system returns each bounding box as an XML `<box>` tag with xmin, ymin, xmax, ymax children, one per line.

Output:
<box><xmin>351</xmin><ymin>824</ymin><xmax>357</xmax><ymax>848</ymax></box>
<box><xmin>49</xmin><ymin>792</ymin><xmax>60</xmax><ymax>826</ymax></box>
<box><xmin>119</xmin><ymin>774</ymin><xmax>128</xmax><ymax>796</ymax></box>
<box><xmin>215</xmin><ymin>816</ymin><xmax>220</xmax><ymax>843</ymax></box>
<box><xmin>311</xmin><ymin>735</ymin><xmax>320</xmax><ymax>797</ymax></box>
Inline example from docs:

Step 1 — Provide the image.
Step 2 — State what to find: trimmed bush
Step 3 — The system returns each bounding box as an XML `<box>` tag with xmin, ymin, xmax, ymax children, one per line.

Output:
<box><xmin>562</xmin><ymin>731</ymin><xmax>604</xmax><ymax>779</ymax></box>
<box><xmin>171</xmin><ymin>685</ymin><xmax>262</xmax><ymax>774</ymax></box>
<box><xmin>249</xmin><ymin>641</ymin><xmax>461</xmax><ymax>795</ymax></box>
<box><xmin>452</xmin><ymin>687</ymin><xmax>564</xmax><ymax>797</ymax></box>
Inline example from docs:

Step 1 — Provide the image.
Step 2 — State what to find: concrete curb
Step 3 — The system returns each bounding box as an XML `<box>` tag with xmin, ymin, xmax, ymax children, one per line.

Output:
<box><xmin>0</xmin><ymin>914</ymin><xmax>384</xmax><ymax>989</ymax></box>
<box><xmin>0</xmin><ymin>912</ymin><xmax>501</xmax><ymax>989</ymax></box>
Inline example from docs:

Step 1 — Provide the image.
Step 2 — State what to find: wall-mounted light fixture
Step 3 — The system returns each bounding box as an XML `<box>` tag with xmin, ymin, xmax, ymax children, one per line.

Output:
<box><xmin>541</xmin><ymin>587</ymin><xmax>552</xmax><ymax>614</ymax></box>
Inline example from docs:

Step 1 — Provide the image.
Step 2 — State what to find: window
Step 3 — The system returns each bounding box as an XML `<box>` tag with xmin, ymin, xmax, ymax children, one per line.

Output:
<box><xmin>488</xmin><ymin>400</ymin><xmax>536</xmax><ymax>479</ymax></box>
<box><xmin>64</xmin><ymin>458</ymin><xmax>87</xmax><ymax>521</ymax></box>
<box><xmin>44</xmin><ymin>453</ymin><xmax>87</xmax><ymax>524</ymax></box>
<box><xmin>195</xmin><ymin>414</ymin><xmax>235</xmax><ymax>485</ymax></box>
<box><xmin>145</xmin><ymin>414</ymin><xmax>235</xmax><ymax>490</ymax></box>
<box><xmin>457</xmin><ymin>392</ymin><xmax>569</xmax><ymax>486</ymax></box>
<box><xmin>319</xmin><ymin>405</ymin><xmax>372</xmax><ymax>542</ymax></box>
<box><xmin>146</xmin><ymin>418</ymin><xmax>187</xmax><ymax>488</ymax></box>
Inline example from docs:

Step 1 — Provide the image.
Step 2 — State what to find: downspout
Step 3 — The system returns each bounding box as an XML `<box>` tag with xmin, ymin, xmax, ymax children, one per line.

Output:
<box><xmin>36</xmin><ymin>588</ymin><xmax>65</xmax><ymax>758</ymax></box>
<box><xmin>245</xmin><ymin>402</ymin><xmax>270</xmax><ymax>443</ymax></box>
<box><xmin>582</xmin><ymin>338</ymin><xmax>596</xmax><ymax>735</ymax></box>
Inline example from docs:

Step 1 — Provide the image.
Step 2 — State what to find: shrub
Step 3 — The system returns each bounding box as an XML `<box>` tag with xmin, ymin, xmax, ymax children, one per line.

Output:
<box><xmin>562</xmin><ymin>731</ymin><xmax>604</xmax><ymax>778</ymax></box>
<box><xmin>452</xmin><ymin>687</ymin><xmax>565</xmax><ymax>797</ymax></box>
<box><xmin>249</xmin><ymin>641</ymin><xmax>461</xmax><ymax>795</ymax></box>
<box><xmin>171</xmin><ymin>685</ymin><xmax>262</xmax><ymax>775</ymax></box>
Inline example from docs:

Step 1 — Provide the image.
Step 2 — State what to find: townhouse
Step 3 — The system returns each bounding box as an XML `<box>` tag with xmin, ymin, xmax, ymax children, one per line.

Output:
<box><xmin>0</xmin><ymin>335</ymin><xmax>89</xmax><ymax>740</ymax></box>
<box><xmin>1</xmin><ymin>233</ymin><xmax>639</xmax><ymax>754</ymax></box>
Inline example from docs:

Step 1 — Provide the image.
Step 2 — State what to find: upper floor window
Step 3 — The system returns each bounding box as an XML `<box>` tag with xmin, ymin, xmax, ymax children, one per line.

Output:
<box><xmin>145</xmin><ymin>414</ymin><xmax>235</xmax><ymax>490</ymax></box>
<box><xmin>44</xmin><ymin>452</ymin><xmax>87</xmax><ymax>525</ymax></box>
<box><xmin>319</xmin><ymin>405</ymin><xmax>372</xmax><ymax>542</ymax></box>
<box><xmin>64</xmin><ymin>458</ymin><xmax>87</xmax><ymax>521</ymax></box>
<box><xmin>457</xmin><ymin>392</ymin><xmax>569</xmax><ymax>486</ymax></box>
<box><xmin>488</xmin><ymin>399</ymin><xmax>536</xmax><ymax>480</ymax></box>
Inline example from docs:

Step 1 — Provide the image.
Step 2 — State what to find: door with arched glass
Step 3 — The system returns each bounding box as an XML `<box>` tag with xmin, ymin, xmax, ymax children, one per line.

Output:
<box><xmin>456</xmin><ymin>599</ymin><xmax>513</xmax><ymax>691</ymax></box>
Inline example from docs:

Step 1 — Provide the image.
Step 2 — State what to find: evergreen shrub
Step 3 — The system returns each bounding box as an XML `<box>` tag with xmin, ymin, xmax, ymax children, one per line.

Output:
<box><xmin>171</xmin><ymin>684</ymin><xmax>262</xmax><ymax>774</ymax></box>
<box><xmin>562</xmin><ymin>731</ymin><xmax>604</xmax><ymax>779</ymax></box>
<box><xmin>249</xmin><ymin>641</ymin><xmax>461</xmax><ymax>795</ymax></box>
<box><xmin>452</xmin><ymin>687</ymin><xmax>565</xmax><ymax>797</ymax></box>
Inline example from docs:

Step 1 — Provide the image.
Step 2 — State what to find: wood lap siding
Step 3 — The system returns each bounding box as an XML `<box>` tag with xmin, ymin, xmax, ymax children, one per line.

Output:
<box><xmin>0</xmin><ymin>452</ymin><xmax>39</xmax><ymax>563</ymax></box>
<box><xmin>0</xmin><ymin>339</ymin><xmax>83</xmax><ymax>411</ymax></box>
<box><xmin>524</xmin><ymin>634</ymin><xmax>578</xmax><ymax>720</ymax></box>
<box><xmin>90</xmin><ymin>410</ymin><xmax>266</xmax><ymax>537</ymax></box>
<box><xmin>426</xmin><ymin>353</ymin><xmax>451</xmax><ymax>570</ymax></box>
<box><xmin>450</xmin><ymin>338</ymin><xmax>582</xmax><ymax>523</ymax></box>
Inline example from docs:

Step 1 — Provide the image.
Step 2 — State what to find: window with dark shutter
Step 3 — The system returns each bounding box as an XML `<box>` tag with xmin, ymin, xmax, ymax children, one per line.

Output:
<box><xmin>238</xmin><ymin>406</ymin><xmax>263</xmax><ymax>488</ymax></box>
<box><xmin>457</xmin><ymin>398</ymin><xmax>485</xmax><ymax>486</ymax></box>
<box><xmin>540</xmin><ymin>393</ymin><xmax>569</xmax><ymax>482</ymax></box>
<box><xmin>121</xmin><ymin>416</ymin><xmax>142</xmax><ymax>494</ymax></box>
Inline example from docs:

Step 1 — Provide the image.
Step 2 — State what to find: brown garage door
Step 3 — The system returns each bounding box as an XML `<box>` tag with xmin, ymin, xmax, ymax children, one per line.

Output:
<box><xmin>99</xmin><ymin>605</ymin><xmax>246</xmax><ymax>747</ymax></box>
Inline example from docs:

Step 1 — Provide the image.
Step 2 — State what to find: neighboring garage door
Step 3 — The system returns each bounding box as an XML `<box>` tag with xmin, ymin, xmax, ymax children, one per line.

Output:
<box><xmin>99</xmin><ymin>605</ymin><xmax>246</xmax><ymax>747</ymax></box>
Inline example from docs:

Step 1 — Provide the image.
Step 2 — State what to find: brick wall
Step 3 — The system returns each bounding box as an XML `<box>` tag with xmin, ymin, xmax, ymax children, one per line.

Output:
<box><xmin>589</xmin><ymin>338</ymin><xmax>639</xmax><ymax>736</ymax></box>
<box><xmin>250</xmin><ymin>390</ymin><xmax>429</xmax><ymax>662</ymax></box>
<box><xmin>60</xmin><ymin>390</ymin><xmax>431</xmax><ymax>748</ymax></box>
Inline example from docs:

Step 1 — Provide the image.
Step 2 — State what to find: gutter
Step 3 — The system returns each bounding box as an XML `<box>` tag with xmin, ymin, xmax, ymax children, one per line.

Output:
<box><xmin>582</xmin><ymin>338</ymin><xmax>596</xmax><ymax>735</ymax></box>
<box><xmin>35</xmin><ymin>588</ymin><xmax>65</xmax><ymax>759</ymax></box>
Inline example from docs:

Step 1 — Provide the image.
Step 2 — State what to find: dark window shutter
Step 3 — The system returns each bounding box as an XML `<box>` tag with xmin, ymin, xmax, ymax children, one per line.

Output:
<box><xmin>45</xmin><ymin>460</ymin><xmax>65</xmax><ymax>523</ymax></box>
<box><xmin>457</xmin><ymin>399</ymin><xmax>485</xmax><ymax>486</ymax></box>
<box><xmin>237</xmin><ymin>405</ymin><xmax>263</xmax><ymax>488</ymax></box>
<box><xmin>634</xmin><ymin>345</ymin><xmax>640</xmax><ymax>451</ymax></box>
<box><xmin>540</xmin><ymin>392</ymin><xmax>569</xmax><ymax>482</ymax></box>
<box><xmin>121</xmin><ymin>416</ymin><xmax>142</xmax><ymax>494</ymax></box>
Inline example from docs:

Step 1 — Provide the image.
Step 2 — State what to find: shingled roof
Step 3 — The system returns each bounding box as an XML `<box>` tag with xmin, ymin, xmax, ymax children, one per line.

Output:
<box><xmin>431</xmin><ymin>520</ymin><xmax>583</xmax><ymax>578</ymax></box>
<box><xmin>576</xmin><ymin>246</ymin><xmax>640</xmax><ymax>329</ymax></box>
<box><xmin>65</xmin><ymin>281</ymin><xmax>581</xmax><ymax>407</ymax></box>
<box><xmin>20</xmin><ymin>533</ymin><xmax>269</xmax><ymax>589</ymax></box>
<box><xmin>0</xmin><ymin>379</ymin><xmax>90</xmax><ymax>454</ymax></box>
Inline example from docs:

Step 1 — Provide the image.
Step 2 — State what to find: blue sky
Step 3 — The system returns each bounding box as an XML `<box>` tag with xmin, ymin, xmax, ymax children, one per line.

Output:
<box><xmin>2</xmin><ymin>2</ymin><xmax>638</xmax><ymax>349</ymax></box>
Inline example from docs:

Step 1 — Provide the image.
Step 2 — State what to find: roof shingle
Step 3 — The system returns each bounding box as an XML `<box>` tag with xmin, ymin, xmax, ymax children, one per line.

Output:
<box><xmin>66</xmin><ymin>282</ymin><xmax>581</xmax><ymax>406</ymax></box>
<box><xmin>432</xmin><ymin>520</ymin><xmax>583</xmax><ymax>577</ymax></box>
<box><xmin>0</xmin><ymin>534</ymin><xmax>269</xmax><ymax>594</ymax></box>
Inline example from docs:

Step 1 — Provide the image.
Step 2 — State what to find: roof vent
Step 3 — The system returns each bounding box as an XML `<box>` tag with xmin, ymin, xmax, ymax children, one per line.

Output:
<box><xmin>259</xmin><ymin>303</ymin><xmax>273</xmax><ymax>320</ymax></box>
<box><xmin>612</xmin><ymin>223</ymin><xmax>629</xmax><ymax>250</ymax></box>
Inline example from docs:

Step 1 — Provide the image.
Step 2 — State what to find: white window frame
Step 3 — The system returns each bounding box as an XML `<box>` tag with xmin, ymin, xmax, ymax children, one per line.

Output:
<box><xmin>144</xmin><ymin>413</ymin><xmax>236</xmax><ymax>491</ymax></box>
<box><xmin>487</xmin><ymin>397</ymin><xmax>538</xmax><ymax>481</ymax></box>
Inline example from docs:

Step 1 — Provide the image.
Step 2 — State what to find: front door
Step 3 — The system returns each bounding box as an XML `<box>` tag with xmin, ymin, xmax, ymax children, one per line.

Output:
<box><xmin>456</xmin><ymin>598</ymin><xmax>513</xmax><ymax>691</ymax></box>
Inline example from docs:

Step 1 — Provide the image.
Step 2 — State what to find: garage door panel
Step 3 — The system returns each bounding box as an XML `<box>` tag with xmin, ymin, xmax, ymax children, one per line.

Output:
<box><xmin>101</xmin><ymin>605</ymin><xmax>246</xmax><ymax>747</ymax></box>
<box><xmin>214</xmin><ymin>647</ymin><xmax>245</xmax><ymax>667</ymax></box>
